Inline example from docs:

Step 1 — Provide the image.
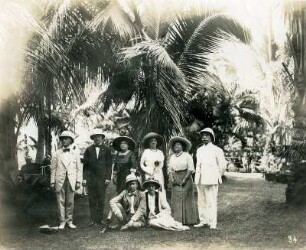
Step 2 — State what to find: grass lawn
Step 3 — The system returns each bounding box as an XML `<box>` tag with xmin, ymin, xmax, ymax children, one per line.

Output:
<box><xmin>0</xmin><ymin>172</ymin><xmax>305</xmax><ymax>250</ymax></box>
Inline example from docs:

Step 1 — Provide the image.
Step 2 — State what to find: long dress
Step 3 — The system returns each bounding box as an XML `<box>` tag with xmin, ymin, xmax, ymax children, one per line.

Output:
<box><xmin>113</xmin><ymin>150</ymin><xmax>138</xmax><ymax>194</ymax></box>
<box><xmin>140</xmin><ymin>149</ymin><xmax>165</xmax><ymax>196</ymax></box>
<box><xmin>168</xmin><ymin>152</ymin><xmax>198</xmax><ymax>225</ymax></box>
<box><xmin>146</xmin><ymin>190</ymin><xmax>189</xmax><ymax>231</ymax></box>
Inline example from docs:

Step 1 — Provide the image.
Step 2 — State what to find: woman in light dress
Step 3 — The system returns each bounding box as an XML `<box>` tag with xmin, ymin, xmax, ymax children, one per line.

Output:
<box><xmin>143</xmin><ymin>178</ymin><xmax>189</xmax><ymax>231</ymax></box>
<box><xmin>140</xmin><ymin>132</ymin><xmax>166</xmax><ymax>197</ymax></box>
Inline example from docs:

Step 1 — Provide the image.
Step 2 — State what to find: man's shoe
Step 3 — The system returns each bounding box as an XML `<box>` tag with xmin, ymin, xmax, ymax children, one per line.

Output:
<box><xmin>194</xmin><ymin>222</ymin><xmax>207</xmax><ymax>228</ymax></box>
<box><xmin>120</xmin><ymin>224</ymin><xmax>129</xmax><ymax>231</ymax></box>
<box><xmin>109</xmin><ymin>224</ymin><xmax>119</xmax><ymax>229</ymax></box>
<box><xmin>58</xmin><ymin>222</ymin><xmax>66</xmax><ymax>230</ymax></box>
<box><xmin>209</xmin><ymin>226</ymin><xmax>220</xmax><ymax>230</ymax></box>
<box><xmin>67</xmin><ymin>223</ymin><xmax>77</xmax><ymax>229</ymax></box>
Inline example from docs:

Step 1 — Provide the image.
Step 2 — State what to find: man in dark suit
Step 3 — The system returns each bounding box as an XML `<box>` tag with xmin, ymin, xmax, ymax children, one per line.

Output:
<box><xmin>83</xmin><ymin>129</ymin><xmax>112</xmax><ymax>226</ymax></box>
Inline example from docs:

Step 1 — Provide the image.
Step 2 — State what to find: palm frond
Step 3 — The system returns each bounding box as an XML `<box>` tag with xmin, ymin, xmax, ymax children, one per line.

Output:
<box><xmin>120</xmin><ymin>39</ymin><xmax>188</xmax><ymax>91</ymax></box>
<box><xmin>88</xmin><ymin>0</ymin><xmax>137</xmax><ymax>39</ymax></box>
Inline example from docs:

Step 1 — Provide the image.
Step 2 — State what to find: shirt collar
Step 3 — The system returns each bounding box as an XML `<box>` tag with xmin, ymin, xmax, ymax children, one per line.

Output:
<box><xmin>146</xmin><ymin>190</ymin><xmax>158</xmax><ymax>196</ymax></box>
<box><xmin>62</xmin><ymin>144</ymin><xmax>75</xmax><ymax>151</ymax></box>
<box><xmin>127</xmin><ymin>190</ymin><xmax>137</xmax><ymax>196</ymax></box>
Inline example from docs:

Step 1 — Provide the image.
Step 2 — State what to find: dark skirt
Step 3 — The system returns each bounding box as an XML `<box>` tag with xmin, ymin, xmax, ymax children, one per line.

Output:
<box><xmin>117</xmin><ymin>169</ymin><xmax>129</xmax><ymax>194</ymax></box>
<box><xmin>170</xmin><ymin>170</ymin><xmax>198</xmax><ymax>225</ymax></box>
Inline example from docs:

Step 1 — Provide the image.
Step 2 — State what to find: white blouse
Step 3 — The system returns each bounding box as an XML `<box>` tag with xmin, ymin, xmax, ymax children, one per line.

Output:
<box><xmin>168</xmin><ymin>152</ymin><xmax>195</xmax><ymax>173</ymax></box>
<box><xmin>140</xmin><ymin>149</ymin><xmax>165</xmax><ymax>176</ymax></box>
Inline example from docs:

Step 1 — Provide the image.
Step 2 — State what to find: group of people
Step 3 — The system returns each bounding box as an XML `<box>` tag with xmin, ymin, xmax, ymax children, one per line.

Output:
<box><xmin>50</xmin><ymin>127</ymin><xmax>227</xmax><ymax>231</ymax></box>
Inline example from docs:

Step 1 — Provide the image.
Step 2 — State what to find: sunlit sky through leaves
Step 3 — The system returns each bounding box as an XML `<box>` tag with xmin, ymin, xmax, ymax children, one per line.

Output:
<box><xmin>0</xmin><ymin>0</ymin><xmax>289</xmax><ymax>102</ymax></box>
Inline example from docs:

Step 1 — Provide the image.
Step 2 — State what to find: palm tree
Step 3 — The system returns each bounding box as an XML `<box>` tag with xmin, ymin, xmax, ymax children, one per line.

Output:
<box><xmin>187</xmin><ymin>76</ymin><xmax>263</xmax><ymax>148</ymax></box>
<box><xmin>2</xmin><ymin>0</ymin><xmax>251</xmax><ymax>166</ymax></box>
<box><xmin>95</xmin><ymin>0</ymin><xmax>251</xmax><ymax>142</ymax></box>
<box><xmin>21</xmin><ymin>0</ymin><xmax>116</xmax><ymax>162</ymax></box>
<box><xmin>283</xmin><ymin>1</ymin><xmax>306</xmax><ymax>204</ymax></box>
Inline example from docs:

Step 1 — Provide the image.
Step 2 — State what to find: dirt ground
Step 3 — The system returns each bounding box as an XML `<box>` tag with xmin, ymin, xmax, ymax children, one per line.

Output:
<box><xmin>0</xmin><ymin>172</ymin><xmax>305</xmax><ymax>250</ymax></box>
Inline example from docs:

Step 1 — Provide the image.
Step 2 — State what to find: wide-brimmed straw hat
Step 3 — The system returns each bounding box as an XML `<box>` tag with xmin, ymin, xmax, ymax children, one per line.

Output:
<box><xmin>169</xmin><ymin>136</ymin><xmax>192</xmax><ymax>152</ymax></box>
<box><xmin>199</xmin><ymin>127</ymin><xmax>215</xmax><ymax>142</ymax></box>
<box><xmin>112</xmin><ymin>136</ymin><xmax>136</xmax><ymax>151</ymax></box>
<box><xmin>59</xmin><ymin>131</ymin><xmax>75</xmax><ymax>143</ymax></box>
<box><xmin>142</xmin><ymin>178</ymin><xmax>160</xmax><ymax>190</ymax></box>
<box><xmin>142</xmin><ymin>132</ymin><xmax>164</xmax><ymax>149</ymax></box>
<box><xmin>90</xmin><ymin>128</ymin><xmax>105</xmax><ymax>140</ymax></box>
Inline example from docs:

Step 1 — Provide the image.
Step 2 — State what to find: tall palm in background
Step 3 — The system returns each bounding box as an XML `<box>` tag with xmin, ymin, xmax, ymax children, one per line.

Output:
<box><xmin>186</xmin><ymin>76</ymin><xmax>263</xmax><ymax>150</ymax></box>
<box><xmin>204</xmin><ymin>27</ymin><xmax>295</xmax><ymax>149</ymax></box>
<box><xmin>98</xmin><ymin>0</ymin><xmax>251</xmax><ymax>141</ymax></box>
<box><xmin>1</xmin><ymin>0</ymin><xmax>251</xmax><ymax>167</ymax></box>
<box><xmin>283</xmin><ymin>1</ymin><xmax>306</xmax><ymax>204</ymax></box>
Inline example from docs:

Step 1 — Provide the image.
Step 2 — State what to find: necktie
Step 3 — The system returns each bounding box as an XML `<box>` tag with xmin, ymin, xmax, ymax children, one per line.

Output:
<box><xmin>63</xmin><ymin>148</ymin><xmax>70</xmax><ymax>152</ymax></box>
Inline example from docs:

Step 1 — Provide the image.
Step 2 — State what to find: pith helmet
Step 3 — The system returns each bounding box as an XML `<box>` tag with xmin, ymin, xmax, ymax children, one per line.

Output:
<box><xmin>59</xmin><ymin>131</ymin><xmax>75</xmax><ymax>143</ymax></box>
<box><xmin>200</xmin><ymin>127</ymin><xmax>215</xmax><ymax>142</ymax></box>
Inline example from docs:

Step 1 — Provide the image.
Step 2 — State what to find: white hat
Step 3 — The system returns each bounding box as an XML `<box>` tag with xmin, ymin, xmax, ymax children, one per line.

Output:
<box><xmin>90</xmin><ymin>128</ymin><xmax>105</xmax><ymax>140</ymax></box>
<box><xmin>125</xmin><ymin>173</ymin><xmax>141</xmax><ymax>187</ymax></box>
<box><xmin>200</xmin><ymin>127</ymin><xmax>215</xmax><ymax>142</ymax></box>
<box><xmin>59</xmin><ymin>131</ymin><xmax>75</xmax><ymax>142</ymax></box>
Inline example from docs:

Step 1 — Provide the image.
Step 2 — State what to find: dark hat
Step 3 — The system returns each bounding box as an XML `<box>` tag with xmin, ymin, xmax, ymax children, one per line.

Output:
<box><xmin>142</xmin><ymin>178</ymin><xmax>160</xmax><ymax>190</ymax></box>
<box><xmin>169</xmin><ymin>136</ymin><xmax>192</xmax><ymax>152</ymax></box>
<box><xmin>90</xmin><ymin>128</ymin><xmax>105</xmax><ymax>140</ymax></box>
<box><xmin>112</xmin><ymin>136</ymin><xmax>136</xmax><ymax>151</ymax></box>
<box><xmin>142</xmin><ymin>132</ymin><xmax>164</xmax><ymax>149</ymax></box>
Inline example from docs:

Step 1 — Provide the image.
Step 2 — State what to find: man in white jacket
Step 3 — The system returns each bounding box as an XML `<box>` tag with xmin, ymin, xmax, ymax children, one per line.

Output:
<box><xmin>50</xmin><ymin>131</ymin><xmax>82</xmax><ymax>229</ymax></box>
<box><xmin>194</xmin><ymin>128</ymin><xmax>227</xmax><ymax>229</ymax></box>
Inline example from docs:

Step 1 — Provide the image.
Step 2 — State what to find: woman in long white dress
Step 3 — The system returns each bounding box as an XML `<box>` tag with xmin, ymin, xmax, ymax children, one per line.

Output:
<box><xmin>140</xmin><ymin>132</ymin><xmax>165</xmax><ymax>196</ymax></box>
<box><xmin>143</xmin><ymin>178</ymin><xmax>189</xmax><ymax>231</ymax></box>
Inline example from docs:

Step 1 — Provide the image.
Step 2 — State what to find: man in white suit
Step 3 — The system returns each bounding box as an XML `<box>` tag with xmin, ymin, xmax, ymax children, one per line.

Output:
<box><xmin>50</xmin><ymin>131</ymin><xmax>82</xmax><ymax>229</ymax></box>
<box><xmin>194</xmin><ymin>128</ymin><xmax>227</xmax><ymax>230</ymax></box>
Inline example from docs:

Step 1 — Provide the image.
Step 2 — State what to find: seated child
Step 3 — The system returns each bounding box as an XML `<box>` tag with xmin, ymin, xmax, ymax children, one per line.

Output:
<box><xmin>143</xmin><ymin>178</ymin><xmax>189</xmax><ymax>231</ymax></box>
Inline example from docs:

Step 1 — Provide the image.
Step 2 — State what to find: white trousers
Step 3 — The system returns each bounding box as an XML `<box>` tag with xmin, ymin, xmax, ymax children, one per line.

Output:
<box><xmin>196</xmin><ymin>184</ymin><xmax>219</xmax><ymax>228</ymax></box>
<box><xmin>56</xmin><ymin>176</ymin><xmax>75</xmax><ymax>223</ymax></box>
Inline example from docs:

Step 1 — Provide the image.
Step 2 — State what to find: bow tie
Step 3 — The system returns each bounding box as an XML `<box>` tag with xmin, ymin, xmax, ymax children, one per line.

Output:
<box><xmin>95</xmin><ymin>145</ymin><xmax>102</xmax><ymax>148</ymax></box>
<box><xmin>128</xmin><ymin>191</ymin><xmax>136</xmax><ymax>196</ymax></box>
<box><xmin>63</xmin><ymin>148</ymin><xmax>70</xmax><ymax>152</ymax></box>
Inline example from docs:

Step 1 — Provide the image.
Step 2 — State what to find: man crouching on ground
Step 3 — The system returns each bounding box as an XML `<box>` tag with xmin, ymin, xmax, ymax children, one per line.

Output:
<box><xmin>109</xmin><ymin>173</ymin><xmax>146</xmax><ymax>230</ymax></box>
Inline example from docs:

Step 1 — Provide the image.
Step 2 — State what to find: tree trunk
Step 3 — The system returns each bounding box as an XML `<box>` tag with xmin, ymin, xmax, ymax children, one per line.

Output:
<box><xmin>45</xmin><ymin>81</ymin><xmax>52</xmax><ymax>157</ymax></box>
<box><xmin>285</xmin><ymin>1</ymin><xmax>306</xmax><ymax>204</ymax></box>
<box><xmin>35</xmin><ymin>95</ymin><xmax>47</xmax><ymax>164</ymax></box>
<box><xmin>0</xmin><ymin>98</ymin><xmax>18</xmax><ymax>176</ymax></box>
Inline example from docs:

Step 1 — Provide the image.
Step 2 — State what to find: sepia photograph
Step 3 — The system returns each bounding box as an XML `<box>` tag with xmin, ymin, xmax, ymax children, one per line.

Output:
<box><xmin>0</xmin><ymin>0</ymin><xmax>305</xmax><ymax>249</ymax></box>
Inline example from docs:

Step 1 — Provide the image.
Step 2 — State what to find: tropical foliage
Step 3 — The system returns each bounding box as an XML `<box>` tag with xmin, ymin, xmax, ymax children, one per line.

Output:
<box><xmin>0</xmin><ymin>0</ymin><xmax>293</xmax><ymax>172</ymax></box>
<box><xmin>3</xmin><ymin>0</ymin><xmax>252</xmax><ymax>163</ymax></box>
